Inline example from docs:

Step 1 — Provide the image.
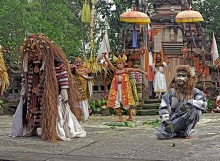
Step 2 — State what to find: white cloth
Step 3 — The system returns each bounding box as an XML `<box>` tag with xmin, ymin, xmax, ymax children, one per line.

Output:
<box><xmin>78</xmin><ymin>99</ymin><xmax>89</xmax><ymax>121</ymax></box>
<box><xmin>56</xmin><ymin>96</ymin><xmax>86</xmax><ymax>141</ymax></box>
<box><xmin>88</xmin><ymin>80</ymin><xmax>93</xmax><ymax>97</ymax></box>
<box><xmin>9</xmin><ymin>97</ymin><xmax>24</xmax><ymax>137</ymax></box>
<box><xmin>113</xmin><ymin>84</ymin><xmax>130</xmax><ymax>110</ymax></box>
<box><xmin>153</xmin><ymin>62</ymin><xmax>169</xmax><ymax>93</ymax></box>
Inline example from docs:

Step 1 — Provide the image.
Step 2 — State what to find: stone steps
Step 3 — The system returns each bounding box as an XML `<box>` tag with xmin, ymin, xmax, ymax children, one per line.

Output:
<box><xmin>137</xmin><ymin>99</ymin><xmax>161</xmax><ymax>115</ymax></box>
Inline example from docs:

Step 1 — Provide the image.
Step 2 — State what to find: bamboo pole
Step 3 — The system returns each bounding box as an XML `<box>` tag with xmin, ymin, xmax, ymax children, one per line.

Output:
<box><xmin>89</xmin><ymin>0</ymin><xmax>96</xmax><ymax>60</ymax></box>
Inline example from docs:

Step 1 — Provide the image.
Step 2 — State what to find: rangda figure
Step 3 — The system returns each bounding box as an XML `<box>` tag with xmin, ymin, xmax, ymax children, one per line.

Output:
<box><xmin>10</xmin><ymin>33</ymin><xmax>86</xmax><ymax>141</ymax></box>
<box><xmin>103</xmin><ymin>52</ymin><xmax>148</xmax><ymax>122</ymax></box>
<box><xmin>155</xmin><ymin>65</ymin><xmax>206</xmax><ymax>139</ymax></box>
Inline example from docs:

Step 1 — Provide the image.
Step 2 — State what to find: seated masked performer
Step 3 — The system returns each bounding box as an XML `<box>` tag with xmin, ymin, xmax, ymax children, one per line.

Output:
<box><xmin>103</xmin><ymin>52</ymin><xmax>148</xmax><ymax>122</ymax></box>
<box><xmin>155</xmin><ymin>65</ymin><xmax>206</xmax><ymax>139</ymax></box>
<box><xmin>10</xmin><ymin>33</ymin><xmax>86</xmax><ymax>141</ymax></box>
<box><xmin>70</xmin><ymin>57</ymin><xmax>93</xmax><ymax>121</ymax></box>
<box><xmin>152</xmin><ymin>52</ymin><xmax>170</xmax><ymax>99</ymax></box>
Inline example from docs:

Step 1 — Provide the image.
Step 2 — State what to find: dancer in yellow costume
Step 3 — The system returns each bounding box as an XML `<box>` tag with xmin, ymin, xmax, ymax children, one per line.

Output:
<box><xmin>103</xmin><ymin>52</ymin><xmax>148</xmax><ymax>122</ymax></box>
<box><xmin>71</xmin><ymin>57</ymin><xmax>94</xmax><ymax>121</ymax></box>
<box><xmin>0</xmin><ymin>45</ymin><xmax>10</xmax><ymax>96</ymax></box>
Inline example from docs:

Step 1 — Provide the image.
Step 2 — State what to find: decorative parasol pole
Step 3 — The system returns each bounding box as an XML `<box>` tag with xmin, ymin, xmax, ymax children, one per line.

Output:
<box><xmin>120</xmin><ymin>4</ymin><xmax>151</xmax><ymax>50</ymax></box>
<box><xmin>89</xmin><ymin>0</ymin><xmax>95</xmax><ymax>60</ymax></box>
<box><xmin>176</xmin><ymin>5</ymin><xmax>206</xmax><ymax>91</ymax></box>
<box><xmin>175</xmin><ymin>5</ymin><xmax>204</xmax><ymax>61</ymax></box>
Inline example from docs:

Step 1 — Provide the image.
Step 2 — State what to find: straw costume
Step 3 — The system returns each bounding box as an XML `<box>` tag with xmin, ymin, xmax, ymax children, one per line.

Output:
<box><xmin>103</xmin><ymin>52</ymin><xmax>148</xmax><ymax>122</ymax></box>
<box><xmin>0</xmin><ymin>45</ymin><xmax>10</xmax><ymax>96</ymax></box>
<box><xmin>71</xmin><ymin>57</ymin><xmax>93</xmax><ymax>121</ymax></box>
<box><xmin>156</xmin><ymin>65</ymin><xmax>206</xmax><ymax>139</ymax></box>
<box><xmin>11</xmin><ymin>33</ymin><xmax>86</xmax><ymax>141</ymax></box>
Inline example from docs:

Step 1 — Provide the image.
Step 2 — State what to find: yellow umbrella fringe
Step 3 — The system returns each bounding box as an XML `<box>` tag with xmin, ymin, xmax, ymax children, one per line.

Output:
<box><xmin>175</xmin><ymin>18</ymin><xmax>204</xmax><ymax>23</ymax></box>
<box><xmin>120</xmin><ymin>18</ymin><xmax>151</xmax><ymax>24</ymax></box>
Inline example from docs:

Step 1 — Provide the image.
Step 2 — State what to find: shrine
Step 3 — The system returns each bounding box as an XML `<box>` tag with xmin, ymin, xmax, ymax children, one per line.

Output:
<box><xmin>90</xmin><ymin>0</ymin><xmax>218</xmax><ymax>103</ymax></box>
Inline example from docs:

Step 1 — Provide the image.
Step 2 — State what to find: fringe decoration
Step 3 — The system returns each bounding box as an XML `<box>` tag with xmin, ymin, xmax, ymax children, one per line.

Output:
<box><xmin>0</xmin><ymin>51</ymin><xmax>9</xmax><ymax>96</ymax></box>
<box><xmin>81</xmin><ymin>0</ymin><xmax>90</xmax><ymax>23</ymax></box>
<box><xmin>20</xmin><ymin>33</ymin><xmax>82</xmax><ymax>142</ymax></box>
<box><xmin>23</xmin><ymin>53</ymin><xmax>28</xmax><ymax>72</ymax></box>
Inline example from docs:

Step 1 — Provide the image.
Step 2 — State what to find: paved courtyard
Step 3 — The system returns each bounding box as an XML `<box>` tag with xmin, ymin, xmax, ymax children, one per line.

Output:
<box><xmin>0</xmin><ymin>113</ymin><xmax>219</xmax><ymax>161</ymax></box>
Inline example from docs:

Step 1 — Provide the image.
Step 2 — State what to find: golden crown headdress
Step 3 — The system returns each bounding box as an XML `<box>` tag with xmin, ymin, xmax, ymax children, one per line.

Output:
<box><xmin>74</xmin><ymin>56</ymin><xmax>83</xmax><ymax>62</ymax></box>
<box><xmin>156</xmin><ymin>52</ymin><xmax>162</xmax><ymax>58</ymax></box>
<box><xmin>113</xmin><ymin>54</ymin><xmax>127</xmax><ymax>63</ymax></box>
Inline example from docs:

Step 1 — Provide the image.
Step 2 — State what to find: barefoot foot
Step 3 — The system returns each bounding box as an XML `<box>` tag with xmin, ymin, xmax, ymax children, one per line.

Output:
<box><xmin>185</xmin><ymin>135</ymin><xmax>192</xmax><ymax>139</ymax></box>
<box><xmin>25</xmin><ymin>130</ymin><xmax>38</xmax><ymax>137</ymax></box>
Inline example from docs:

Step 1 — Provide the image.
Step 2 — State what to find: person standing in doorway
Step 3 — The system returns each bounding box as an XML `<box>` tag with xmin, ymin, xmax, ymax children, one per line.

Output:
<box><xmin>153</xmin><ymin>52</ymin><xmax>170</xmax><ymax>99</ymax></box>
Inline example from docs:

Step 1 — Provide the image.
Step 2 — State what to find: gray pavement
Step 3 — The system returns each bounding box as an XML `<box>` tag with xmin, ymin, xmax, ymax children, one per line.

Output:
<box><xmin>0</xmin><ymin>113</ymin><xmax>220</xmax><ymax>161</ymax></box>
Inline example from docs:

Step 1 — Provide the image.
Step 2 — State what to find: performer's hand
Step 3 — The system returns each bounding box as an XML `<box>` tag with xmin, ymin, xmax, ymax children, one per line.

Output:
<box><xmin>165</xmin><ymin>124</ymin><xmax>174</xmax><ymax>133</ymax></box>
<box><xmin>145</xmin><ymin>73</ymin><xmax>148</xmax><ymax>79</ymax></box>
<box><xmin>87</xmin><ymin>76</ymin><xmax>94</xmax><ymax>80</ymax></box>
<box><xmin>180</xmin><ymin>104</ymin><xmax>186</xmax><ymax>112</ymax></box>
<box><xmin>180</xmin><ymin>101</ymin><xmax>192</xmax><ymax>112</ymax></box>
<box><xmin>162</xmin><ymin>120</ymin><xmax>174</xmax><ymax>133</ymax></box>
<box><xmin>60</xmin><ymin>89</ymin><xmax>68</xmax><ymax>103</ymax></box>
<box><xmin>70</xmin><ymin>64</ymin><xmax>76</xmax><ymax>69</ymax></box>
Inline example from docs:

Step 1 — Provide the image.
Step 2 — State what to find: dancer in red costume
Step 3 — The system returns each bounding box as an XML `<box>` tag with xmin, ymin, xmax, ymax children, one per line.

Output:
<box><xmin>103</xmin><ymin>52</ymin><xmax>148</xmax><ymax>122</ymax></box>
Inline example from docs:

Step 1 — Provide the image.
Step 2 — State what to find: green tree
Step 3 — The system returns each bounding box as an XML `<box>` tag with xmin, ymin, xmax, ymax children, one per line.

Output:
<box><xmin>95</xmin><ymin>0</ymin><xmax>151</xmax><ymax>52</ymax></box>
<box><xmin>0</xmin><ymin>0</ymin><xmax>153</xmax><ymax>66</ymax></box>
<box><xmin>0</xmin><ymin>0</ymin><xmax>88</xmax><ymax>65</ymax></box>
<box><xmin>195</xmin><ymin>0</ymin><xmax>220</xmax><ymax>51</ymax></box>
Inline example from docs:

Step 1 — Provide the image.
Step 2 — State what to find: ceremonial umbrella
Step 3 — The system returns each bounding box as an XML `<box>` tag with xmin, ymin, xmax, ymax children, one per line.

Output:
<box><xmin>175</xmin><ymin>9</ymin><xmax>204</xmax><ymax>23</ymax></box>
<box><xmin>120</xmin><ymin>6</ymin><xmax>151</xmax><ymax>48</ymax></box>
<box><xmin>175</xmin><ymin>8</ymin><xmax>204</xmax><ymax>51</ymax></box>
<box><xmin>175</xmin><ymin>7</ymin><xmax>206</xmax><ymax>88</ymax></box>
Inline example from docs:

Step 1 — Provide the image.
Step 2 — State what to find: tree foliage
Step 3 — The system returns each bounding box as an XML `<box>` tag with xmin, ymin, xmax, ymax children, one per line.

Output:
<box><xmin>95</xmin><ymin>0</ymin><xmax>152</xmax><ymax>53</ymax></box>
<box><xmin>195</xmin><ymin>0</ymin><xmax>220</xmax><ymax>52</ymax></box>
<box><xmin>0</xmin><ymin>0</ymin><xmax>153</xmax><ymax>66</ymax></box>
<box><xmin>0</xmin><ymin>0</ymin><xmax>88</xmax><ymax>65</ymax></box>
